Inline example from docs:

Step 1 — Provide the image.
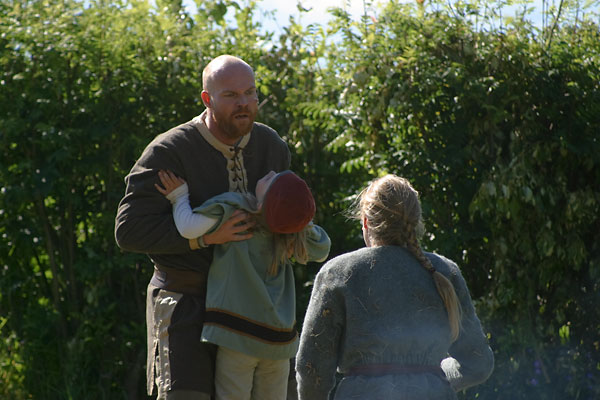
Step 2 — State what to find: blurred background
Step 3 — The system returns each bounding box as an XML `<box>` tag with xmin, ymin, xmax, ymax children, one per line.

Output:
<box><xmin>1</xmin><ymin>0</ymin><xmax>599</xmax><ymax>398</ymax></box>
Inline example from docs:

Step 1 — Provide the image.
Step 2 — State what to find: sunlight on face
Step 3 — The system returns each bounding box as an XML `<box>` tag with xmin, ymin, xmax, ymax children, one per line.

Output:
<box><xmin>256</xmin><ymin>171</ymin><xmax>277</xmax><ymax>207</ymax></box>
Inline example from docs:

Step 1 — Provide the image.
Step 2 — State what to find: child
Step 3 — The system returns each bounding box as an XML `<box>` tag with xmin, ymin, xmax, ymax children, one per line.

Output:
<box><xmin>156</xmin><ymin>169</ymin><xmax>331</xmax><ymax>400</ymax></box>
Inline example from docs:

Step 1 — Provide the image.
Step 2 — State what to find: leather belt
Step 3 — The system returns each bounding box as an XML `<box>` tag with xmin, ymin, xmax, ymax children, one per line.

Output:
<box><xmin>346</xmin><ymin>363</ymin><xmax>447</xmax><ymax>380</ymax></box>
<box><xmin>150</xmin><ymin>264</ymin><xmax>206</xmax><ymax>296</ymax></box>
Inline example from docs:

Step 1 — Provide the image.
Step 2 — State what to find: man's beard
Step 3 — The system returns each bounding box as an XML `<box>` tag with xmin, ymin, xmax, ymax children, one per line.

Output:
<box><xmin>215</xmin><ymin>107</ymin><xmax>256</xmax><ymax>140</ymax></box>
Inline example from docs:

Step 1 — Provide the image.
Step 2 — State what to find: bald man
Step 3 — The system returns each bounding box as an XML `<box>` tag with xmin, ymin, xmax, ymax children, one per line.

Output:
<box><xmin>115</xmin><ymin>55</ymin><xmax>290</xmax><ymax>400</ymax></box>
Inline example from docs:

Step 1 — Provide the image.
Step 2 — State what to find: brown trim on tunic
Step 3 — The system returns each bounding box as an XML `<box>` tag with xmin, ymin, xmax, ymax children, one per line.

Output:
<box><xmin>204</xmin><ymin>308</ymin><xmax>297</xmax><ymax>344</ymax></box>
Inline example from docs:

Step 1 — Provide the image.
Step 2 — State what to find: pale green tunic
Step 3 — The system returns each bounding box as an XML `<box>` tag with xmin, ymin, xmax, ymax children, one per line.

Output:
<box><xmin>194</xmin><ymin>192</ymin><xmax>331</xmax><ymax>360</ymax></box>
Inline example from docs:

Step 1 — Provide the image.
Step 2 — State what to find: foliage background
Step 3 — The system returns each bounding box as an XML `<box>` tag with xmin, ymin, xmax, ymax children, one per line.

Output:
<box><xmin>1</xmin><ymin>0</ymin><xmax>599</xmax><ymax>398</ymax></box>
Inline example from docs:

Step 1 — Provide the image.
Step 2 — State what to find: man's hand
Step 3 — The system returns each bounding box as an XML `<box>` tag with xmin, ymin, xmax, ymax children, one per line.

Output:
<box><xmin>203</xmin><ymin>209</ymin><xmax>255</xmax><ymax>245</ymax></box>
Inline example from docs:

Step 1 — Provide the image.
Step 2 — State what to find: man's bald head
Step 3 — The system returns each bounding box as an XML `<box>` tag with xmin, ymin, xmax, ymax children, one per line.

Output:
<box><xmin>202</xmin><ymin>55</ymin><xmax>255</xmax><ymax>94</ymax></box>
<box><xmin>200</xmin><ymin>55</ymin><xmax>259</xmax><ymax>145</ymax></box>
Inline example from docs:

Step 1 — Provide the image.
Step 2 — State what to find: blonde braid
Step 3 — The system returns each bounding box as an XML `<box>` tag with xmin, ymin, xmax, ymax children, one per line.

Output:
<box><xmin>358</xmin><ymin>174</ymin><xmax>462</xmax><ymax>342</ymax></box>
<box><xmin>406</xmin><ymin>234</ymin><xmax>462</xmax><ymax>342</ymax></box>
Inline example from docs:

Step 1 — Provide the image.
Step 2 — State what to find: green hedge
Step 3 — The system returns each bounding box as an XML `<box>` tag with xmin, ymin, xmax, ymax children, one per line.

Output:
<box><xmin>1</xmin><ymin>0</ymin><xmax>598</xmax><ymax>398</ymax></box>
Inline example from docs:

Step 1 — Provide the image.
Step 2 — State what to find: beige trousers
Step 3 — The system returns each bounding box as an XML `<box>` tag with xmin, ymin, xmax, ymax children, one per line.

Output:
<box><xmin>215</xmin><ymin>346</ymin><xmax>290</xmax><ymax>400</ymax></box>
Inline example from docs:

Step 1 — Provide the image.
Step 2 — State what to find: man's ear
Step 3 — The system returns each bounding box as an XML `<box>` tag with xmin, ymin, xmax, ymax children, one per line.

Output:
<box><xmin>201</xmin><ymin>91</ymin><xmax>211</xmax><ymax>108</ymax></box>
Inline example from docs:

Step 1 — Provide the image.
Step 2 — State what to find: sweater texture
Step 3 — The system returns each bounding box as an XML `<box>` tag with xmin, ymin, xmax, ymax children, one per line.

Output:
<box><xmin>296</xmin><ymin>245</ymin><xmax>494</xmax><ymax>400</ymax></box>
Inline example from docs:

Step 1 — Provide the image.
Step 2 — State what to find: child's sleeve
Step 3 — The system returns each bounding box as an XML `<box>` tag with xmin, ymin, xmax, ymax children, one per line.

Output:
<box><xmin>305</xmin><ymin>223</ymin><xmax>331</xmax><ymax>262</ymax></box>
<box><xmin>166</xmin><ymin>183</ymin><xmax>219</xmax><ymax>239</ymax></box>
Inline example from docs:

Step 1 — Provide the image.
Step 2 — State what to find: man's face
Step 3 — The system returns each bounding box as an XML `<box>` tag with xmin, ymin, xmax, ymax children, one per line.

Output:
<box><xmin>207</xmin><ymin>65</ymin><xmax>259</xmax><ymax>142</ymax></box>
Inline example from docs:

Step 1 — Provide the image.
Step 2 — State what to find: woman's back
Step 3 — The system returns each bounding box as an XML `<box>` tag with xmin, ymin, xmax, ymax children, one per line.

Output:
<box><xmin>297</xmin><ymin>245</ymin><xmax>493</xmax><ymax>400</ymax></box>
<box><xmin>334</xmin><ymin>246</ymin><xmax>453</xmax><ymax>370</ymax></box>
<box><xmin>296</xmin><ymin>174</ymin><xmax>493</xmax><ymax>400</ymax></box>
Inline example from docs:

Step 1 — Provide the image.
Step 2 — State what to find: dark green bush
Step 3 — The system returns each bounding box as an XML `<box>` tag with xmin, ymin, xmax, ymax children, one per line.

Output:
<box><xmin>1</xmin><ymin>0</ymin><xmax>598</xmax><ymax>398</ymax></box>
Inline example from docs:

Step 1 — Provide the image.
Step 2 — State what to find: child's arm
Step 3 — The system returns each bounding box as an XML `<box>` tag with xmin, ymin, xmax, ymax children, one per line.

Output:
<box><xmin>304</xmin><ymin>223</ymin><xmax>332</xmax><ymax>263</ymax></box>
<box><xmin>155</xmin><ymin>170</ymin><xmax>218</xmax><ymax>239</ymax></box>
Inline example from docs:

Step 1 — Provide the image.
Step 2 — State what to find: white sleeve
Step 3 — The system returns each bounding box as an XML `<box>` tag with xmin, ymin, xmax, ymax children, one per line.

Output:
<box><xmin>166</xmin><ymin>183</ymin><xmax>218</xmax><ymax>239</ymax></box>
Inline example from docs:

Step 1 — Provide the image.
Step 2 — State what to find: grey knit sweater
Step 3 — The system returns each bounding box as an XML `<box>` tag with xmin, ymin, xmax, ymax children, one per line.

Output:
<box><xmin>296</xmin><ymin>245</ymin><xmax>494</xmax><ymax>400</ymax></box>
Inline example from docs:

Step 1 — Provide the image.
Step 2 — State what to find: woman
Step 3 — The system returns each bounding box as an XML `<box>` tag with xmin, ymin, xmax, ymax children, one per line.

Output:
<box><xmin>296</xmin><ymin>174</ymin><xmax>493</xmax><ymax>400</ymax></box>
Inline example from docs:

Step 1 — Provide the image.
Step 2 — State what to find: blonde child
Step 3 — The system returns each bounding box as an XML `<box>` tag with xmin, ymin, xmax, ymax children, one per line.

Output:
<box><xmin>156</xmin><ymin>169</ymin><xmax>330</xmax><ymax>400</ymax></box>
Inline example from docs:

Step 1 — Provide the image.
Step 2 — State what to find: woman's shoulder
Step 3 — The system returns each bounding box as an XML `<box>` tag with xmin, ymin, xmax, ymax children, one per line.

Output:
<box><xmin>325</xmin><ymin>246</ymin><xmax>373</xmax><ymax>264</ymax></box>
<box><xmin>425</xmin><ymin>251</ymin><xmax>462</xmax><ymax>277</ymax></box>
<box><xmin>312</xmin><ymin>248</ymin><xmax>368</xmax><ymax>288</ymax></box>
<box><xmin>318</xmin><ymin>247</ymin><xmax>378</xmax><ymax>276</ymax></box>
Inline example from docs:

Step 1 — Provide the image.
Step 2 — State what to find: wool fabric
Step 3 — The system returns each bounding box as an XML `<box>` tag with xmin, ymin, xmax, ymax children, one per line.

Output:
<box><xmin>264</xmin><ymin>171</ymin><xmax>315</xmax><ymax>233</ymax></box>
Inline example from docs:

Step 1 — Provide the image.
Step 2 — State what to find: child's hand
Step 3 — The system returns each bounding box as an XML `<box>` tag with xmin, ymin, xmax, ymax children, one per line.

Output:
<box><xmin>155</xmin><ymin>170</ymin><xmax>186</xmax><ymax>196</ymax></box>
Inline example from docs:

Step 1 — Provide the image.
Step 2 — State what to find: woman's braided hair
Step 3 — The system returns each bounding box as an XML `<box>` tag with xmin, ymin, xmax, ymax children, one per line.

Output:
<box><xmin>357</xmin><ymin>174</ymin><xmax>462</xmax><ymax>341</ymax></box>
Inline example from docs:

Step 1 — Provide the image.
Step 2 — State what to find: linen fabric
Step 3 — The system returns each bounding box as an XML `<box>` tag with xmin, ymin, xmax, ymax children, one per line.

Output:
<box><xmin>215</xmin><ymin>346</ymin><xmax>290</xmax><ymax>400</ymax></box>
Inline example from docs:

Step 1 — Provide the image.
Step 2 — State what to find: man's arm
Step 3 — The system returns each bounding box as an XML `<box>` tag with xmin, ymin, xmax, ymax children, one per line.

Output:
<box><xmin>116</xmin><ymin>165</ymin><xmax>255</xmax><ymax>254</ymax></box>
<box><xmin>115</xmin><ymin>161</ymin><xmax>191</xmax><ymax>254</ymax></box>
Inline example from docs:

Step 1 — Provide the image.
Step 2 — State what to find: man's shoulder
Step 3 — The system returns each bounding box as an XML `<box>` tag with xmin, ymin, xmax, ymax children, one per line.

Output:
<box><xmin>152</xmin><ymin>121</ymin><xmax>198</xmax><ymax>145</ymax></box>
<box><xmin>251</xmin><ymin>122</ymin><xmax>285</xmax><ymax>144</ymax></box>
<box><xmin>133</xmin><ymin>121</ymin><xmax>211</xmax><ymax>168</ymax></box>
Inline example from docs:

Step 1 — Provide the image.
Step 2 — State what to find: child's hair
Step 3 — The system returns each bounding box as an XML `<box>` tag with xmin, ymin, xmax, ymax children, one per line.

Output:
<box><xmin>269</xmin><ymin>229</ymin><xmax>310</xmax><ymax>275</ymax></box>
<box><xmin>245</xmin><ymin>207</ymin><xmax>310</xmax><ymax>275</ymax></box>
<box><xmin>354</xmin><ymin>174</ymin><xmax>462</xmax><ymax>342</ymax></box>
